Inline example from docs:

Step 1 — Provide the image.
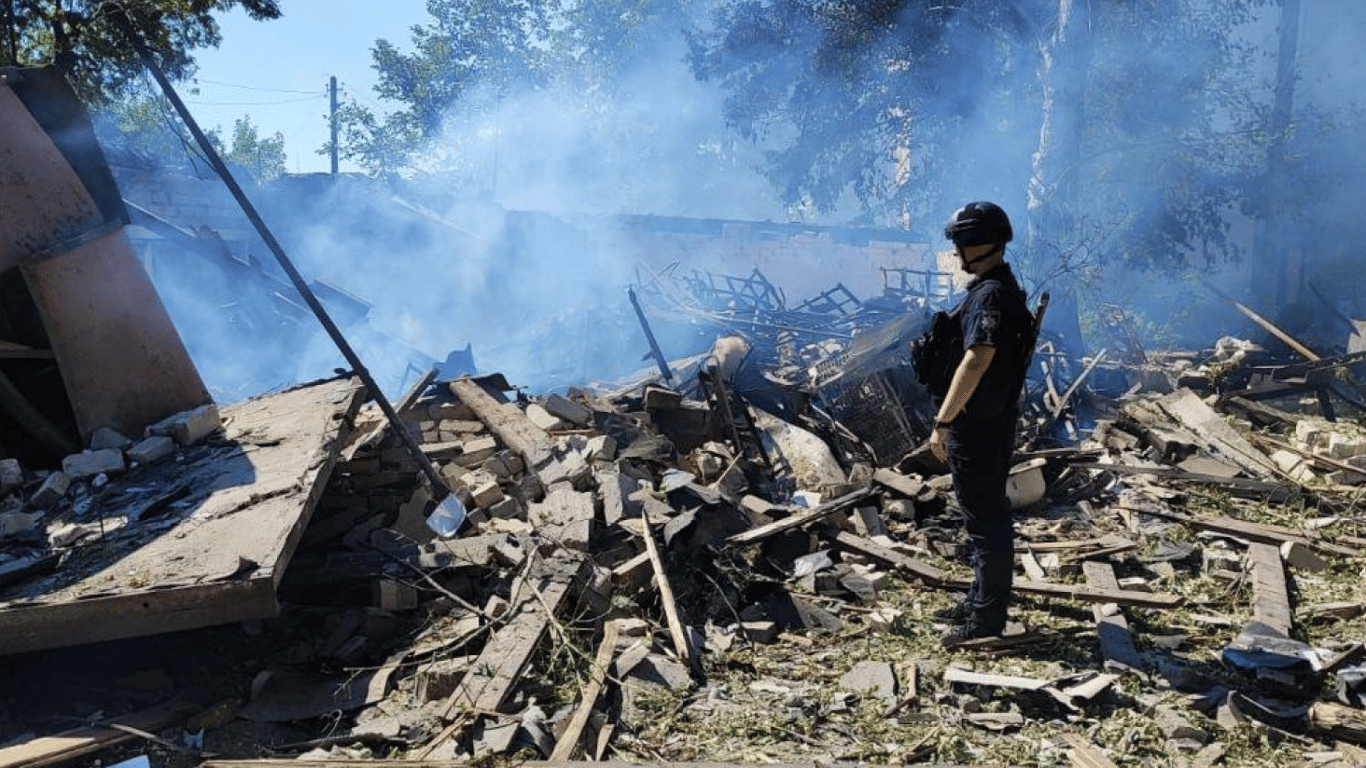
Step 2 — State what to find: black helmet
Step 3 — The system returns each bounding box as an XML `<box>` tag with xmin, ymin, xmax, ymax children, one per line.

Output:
<box><xmin>944</xmin><ymin>201</ymin><xmax>1013</xmax><ymax>247</ymax></box>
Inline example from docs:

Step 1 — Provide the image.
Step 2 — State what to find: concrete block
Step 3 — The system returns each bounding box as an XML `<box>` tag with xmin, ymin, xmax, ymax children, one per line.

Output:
<box><xmin>1281</xmin><ymin>540</ymin><xmax>1329</xmax><ymax>572</ymax></box>
<box><xmin>643</xmin><ymin>385</ymin><xmax>683</xmax><ymax>410</ymax></box>
<box><xmin>542</xmin><ymin>393</ymin><xmax>593</xmax><ymax>427</ymax></box>
<box><xmin>89</xmin><ymin>426</ymin><xmax>131</xmax><ymax>450</ymax></box>
<box><xmin>148</xmin><ymin>403</ymin><xmax>222</xmax><ymax>446</ymax></box>
<box><xmin>469</xmin><ymin>475</ymin><xmax>505</xmax><ymax>509</ymax></box>
<box><xmin>1328</xmin><ymin>432</ymin><xmax>1366</xmax><ymax>459</ymax></box>
<box><xmin>485</xmin><ymin>497</ymin><xmax>523</xmax><ymax>520</ymax></box>
<box><xmin>29</xmin><ymin>471</ymin><xmax>70</xmax><ymax>509</ymax></box>
<box><xmin>62</xmin><ymin>449</ymin><xmax>126</xmax><ymax>480</ymax></box>
<box><xmin>524</xmin><ymin>403</ymin><xmax>566</xmax><ymax>432</ymax></box>
<box><xmin>1295</xmin><ymin>420</ymin><xmax>1328</xmax><ymax>451</ymax></box>
<box><xmin>454</xmin><ymin>435</ymin><xmax>498</xmax><ymax>467</ymax></box>
<box><xmin>374</xmin><ymin>579</ymin><xmax>419</xmax><ymax>611</ymax></box>
<box><xmin>0</xmin><ymin>458</ymin><xmax>22</xmax><ymax>496</ymax></box>
<box><xmin>585</xmin><ymin>434</ymin><xmax>617</xmax><ymax>463</ymax></box>
<box><xmin>416</xmin><ymin>657</ymin><xmax>471</xmax><ymax>702</ymax></box>
<box><xmin>480</xmin><ymin>453</ymin><xmax>513</xmax><ymax>480</ymax></box>
<box><xmin>127</xmin><ymin>435</ymin><xmax>175</xmax><ymax>465</ymax></box>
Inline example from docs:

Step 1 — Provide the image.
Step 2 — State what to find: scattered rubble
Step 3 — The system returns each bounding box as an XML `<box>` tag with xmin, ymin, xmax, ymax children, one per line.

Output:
<box><xmin>4</xmin><ymin>269</ymin><xmax>1366</xmax><ymax>768</ymax></box>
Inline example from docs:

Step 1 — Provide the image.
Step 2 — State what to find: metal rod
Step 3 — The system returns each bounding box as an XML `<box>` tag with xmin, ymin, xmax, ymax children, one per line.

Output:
<box><xmin>628</xmin><ymin>286</ymin><xmax>673</xmax><ymax>382</ymax></box>
<box><xmin>114</xmin><ymin>13</ymin><xmax>451</xmax><ymax>497</ymax></box>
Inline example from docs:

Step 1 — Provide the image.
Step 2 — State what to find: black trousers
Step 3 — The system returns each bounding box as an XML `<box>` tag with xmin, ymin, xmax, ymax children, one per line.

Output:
<box><xmin>945</xmin><ymin>411</ymin><xmax>1017</xmax><ymax>633</ymax></box>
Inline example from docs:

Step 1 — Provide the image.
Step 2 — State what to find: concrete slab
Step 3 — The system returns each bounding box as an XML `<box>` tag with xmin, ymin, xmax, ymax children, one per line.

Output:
<box><xmin>0</xmin><ymin>376</ymin><xmax>364</xmax><ymax>654</ymax></box>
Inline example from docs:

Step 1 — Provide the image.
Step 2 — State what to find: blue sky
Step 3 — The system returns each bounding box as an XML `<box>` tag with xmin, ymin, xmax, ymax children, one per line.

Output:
<box><xmin>188</xmin><ymin>1</ymin><xmax>432</xmax><ymax>174</ymax></box>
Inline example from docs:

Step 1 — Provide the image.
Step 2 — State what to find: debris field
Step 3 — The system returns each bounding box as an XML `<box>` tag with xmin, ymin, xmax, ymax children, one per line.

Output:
<box><xmin>4</xmin><ymin>267</ymin><xmax>1366</xmax><ymax>768</ymax></box>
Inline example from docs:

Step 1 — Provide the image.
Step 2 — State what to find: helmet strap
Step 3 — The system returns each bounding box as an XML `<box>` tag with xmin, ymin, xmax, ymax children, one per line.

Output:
<box><xmin>961</xmin><ymin>243</ymin><xmax>1004</xmax><ymax>268</ymax></box>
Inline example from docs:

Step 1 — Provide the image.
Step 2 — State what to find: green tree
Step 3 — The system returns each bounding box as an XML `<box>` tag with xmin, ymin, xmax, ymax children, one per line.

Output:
<box><xmin>688</xmin><ymin>0</ymin><xmax>1042</xmax><ymax>227</ymax></box>
<box><xmin>96</xmin><ymin>89</ymin><xmax>286</xmax><ymax>181</ymax></box>
<box><xmin>1</xmin><ymin>0</ymin><xmax>281</xmax><ymax>106</ymax></box>
<box><xmin>331</xmin><ymin>0</ymin><xmax>703</xmax><ymax>177</ymax></box>
<box><xmin>217</xmin><ymin>114</ymin><xmax>285</xmax><ymax>181</ymax></box>
<box><xmin>332</xmin><ymin>0</ymin><xmax>561</xmax><ymax>175</ymax></box>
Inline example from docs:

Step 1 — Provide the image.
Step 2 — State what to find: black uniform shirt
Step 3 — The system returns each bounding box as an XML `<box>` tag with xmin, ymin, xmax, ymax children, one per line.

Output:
<box><xmin>956</xmin><ymin>263</ymin><xmax>1031</xmax><ymax>419</ymax></box>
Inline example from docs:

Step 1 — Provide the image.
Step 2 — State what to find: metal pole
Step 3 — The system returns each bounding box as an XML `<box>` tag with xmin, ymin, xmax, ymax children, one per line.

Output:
<box><xmin>628</xmin><ymin>287</ymin><xmax>673</xmax><ymax>382</ymax></box>
<box><xmin>114</xmin><ymin>13</ymin><xmax>455</xmax><ymax>502</ymax></box>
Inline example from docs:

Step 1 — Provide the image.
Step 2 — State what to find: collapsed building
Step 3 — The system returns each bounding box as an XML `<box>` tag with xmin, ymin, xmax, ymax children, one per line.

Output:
<box><xmin>7</xmin><ymin>64</ymin><xmax>1366</xmax><ymax>768</ymax></box>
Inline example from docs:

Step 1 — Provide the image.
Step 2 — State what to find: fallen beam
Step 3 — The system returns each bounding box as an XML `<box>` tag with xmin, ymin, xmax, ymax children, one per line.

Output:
<box><xmin>449</xmin><ymin>376</ymin><xmax>555</xmax><ymax>470</ymax></box>
<box><xmin>438</xmin><ymin>554</ymin><xmax>585</xmax><ymax>722</ymax></box>
<box><xmin>549</xmin><ymin>620</ymin><xmax>621</xmax><ymax>761</ymax></box>
<box><xmin>1082</xmin><ymin>560</ymin><xmax>1146</xmax><ymax>673</ymax></box>
<box><xmin>725</xmin><ymin>485</ymin><xmax>873</xmax><ymax>546</ymax></box>
<box><xmin>0</xmin><ymin>699</ymin><xmax>195</xmax><ymax>768</ymax></box>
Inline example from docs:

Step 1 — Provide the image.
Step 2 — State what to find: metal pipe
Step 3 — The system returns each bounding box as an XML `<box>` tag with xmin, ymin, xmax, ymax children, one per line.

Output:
<box><xmin>113</xmin><ymin>13</ymin><xmax>456</xmax><ymax>505</ymax></box>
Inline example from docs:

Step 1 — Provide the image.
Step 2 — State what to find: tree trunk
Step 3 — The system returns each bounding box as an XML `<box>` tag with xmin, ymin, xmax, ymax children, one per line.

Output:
<box><xmin>1250</xmin><ymin>0</ymin><xmax>1303</xmax><ymax>310</ymax></box>
<box><xmin>1025</xmin><ymin>0</ymin><xmax>1093</xmax><ymax>356</ymax></box>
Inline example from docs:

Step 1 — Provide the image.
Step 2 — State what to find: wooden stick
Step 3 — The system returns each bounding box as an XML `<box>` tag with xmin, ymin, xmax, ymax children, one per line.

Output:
<box><xmin>640</xmin><ymin>504</ymin><xmax>695</xmax><ymax>670</ymax></box>
<box><xmin>549</xmin><ymin>620</ymin><xmax>621</xmax><ymax>761</ymax></box>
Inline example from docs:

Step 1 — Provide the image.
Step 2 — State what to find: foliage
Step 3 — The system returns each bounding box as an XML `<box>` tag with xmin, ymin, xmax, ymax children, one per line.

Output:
<box><xmin>332</xmin><ymin>0</ymin><xmax>561</xmax><ymax>175</ymax></box>
<box><xmin>687</xmin><ymin>0</ymin><xmax>1042</xmax><ymax>228</ymax></box>
<box><xmin>214</xmin><ymin>114</ymin><xmax>285</xmax><ymax>181</ymax></box>
<box><xmin>96</xmin><ymin>89</ymin><xmax>285</xmax><ymax>181</ymax></box>
<box><xmin>1077</xmin><ymin>0</ymin><xmax>1278</xmax><ymax>272</ymax></box>
<box><xmin>0</xmin><ymin>0</ymin><xmax>280</xmax><ymax>106</ymax></box>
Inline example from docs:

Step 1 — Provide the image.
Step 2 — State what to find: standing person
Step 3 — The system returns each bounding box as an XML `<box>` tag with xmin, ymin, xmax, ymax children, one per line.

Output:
<box><xmin>923</xmin><ymin>201</ymin><xmax>1033</xmax><ymax>648</ymax></box>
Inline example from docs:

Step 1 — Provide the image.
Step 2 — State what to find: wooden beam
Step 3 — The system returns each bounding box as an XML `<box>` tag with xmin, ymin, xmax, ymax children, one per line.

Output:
<box><xmin>448</xmin><ymin>377</ymin><xmax>555</xmax><ymax>470</ymax></box>
<box><xmin>1247</xmin><ymin>542</ymin><xmax>1293</xmax><ymax>636</ymax></box>
<box><xmin>828</xmin><ymin>531</ymin><xmax>948</xmax><ymax>587</ymax></box>
<box><xmin>1132</xmin><ymin>505</ymin><xmax>1360</xmax><ymax>558</ymax></box>
<box><xmin>1081</xmin><ymin>560</ymin><xmax>1146</xmax><ymax>673</ymax></box>
<box><xmin>0</xmin><ymin>699</ymin><xmax>195</xmax><ymax>768</ymax></box>
<box><xmin>725</xmin><ymin>485</ymin><xmax>873</xmax><ymax>546</ymax></box>
<box><xmin>1154</xmin><ymin>389</ymin><xmax>1282</xmax><ymax>479</ymax></box>
<box><xmin>1061</xmin><ymin>732</ymin><xmax>1122</xmax><ymax>768</ymax></box>
<box><xmin>549</xmin><ymin>620</ymin><xmax>621</xmax><ymax>761</ymax></box>
<box><xmin>1071</xmin><ymin>461</ymin><xmax>1294</xmax><ymax>501</ymax></box>
<box><xmin>641</xmin><ymin>502</ymin><xmax>695</xmax><ymax>670</ymax></box>
<box><xmin>1012</xmin><ymin>580</ymin><xmax>1183</xmax><ymax>610</ymax></box>
<box><xmin>438</xmin><ymin>555</ymin><xmax>584</xmax><ymax>722</ymax></box>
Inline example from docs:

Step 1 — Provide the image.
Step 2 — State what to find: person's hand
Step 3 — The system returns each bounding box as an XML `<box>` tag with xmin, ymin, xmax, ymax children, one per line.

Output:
<box><xmin>929</xmin><ymin>425</ymin><xmax>949</xmax><ymax>463</ymax></box>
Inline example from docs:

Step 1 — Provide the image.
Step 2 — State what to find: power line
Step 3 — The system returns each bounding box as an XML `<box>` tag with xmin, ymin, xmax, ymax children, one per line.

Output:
<box><xmin>186</xmin><ymin>95</ymin><xmax>326</xmax><ymax>106</ymax></box>
<box><xmin>193</xmin><ymin>78</ymin><xmax>322</xmax><ymax>95</ymax></box>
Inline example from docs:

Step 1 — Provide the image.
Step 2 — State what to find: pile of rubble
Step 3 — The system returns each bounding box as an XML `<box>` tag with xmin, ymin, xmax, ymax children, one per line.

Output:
<box><xmin>5</xmin><ymin>269</ymin><xmax>1366</xmax><ymax>768</ymax></box>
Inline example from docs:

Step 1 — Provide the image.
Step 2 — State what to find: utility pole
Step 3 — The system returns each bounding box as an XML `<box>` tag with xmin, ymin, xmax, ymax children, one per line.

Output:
<box><xmin>329</xmin><ymin>75</ymin><xmax>339</xmax><ymax>178</ymax></box>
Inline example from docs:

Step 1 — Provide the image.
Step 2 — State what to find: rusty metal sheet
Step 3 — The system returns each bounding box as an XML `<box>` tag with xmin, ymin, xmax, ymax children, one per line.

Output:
<box><xmin>0</xmin><ymin>79</ymin><xmax>104</xmax><ymax>271</ymax></box>
<box><xmin>22</xmin><ymin>227</ymin><xmax>212</xmax><ymax>438</ymax></box>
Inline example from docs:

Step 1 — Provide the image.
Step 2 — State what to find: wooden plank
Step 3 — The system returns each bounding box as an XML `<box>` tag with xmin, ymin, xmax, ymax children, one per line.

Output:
<box><xmin>0</xmin><ymin>377</ymin><xmax>364</xmax><ymax>655</ymax></box>
<box><xmin>944</xmin><ymin>667</ymin><xmax>1049</xmax><ymax>691</ymax></box>
<box><xmin>205</xmin><ymin>762</ymin><xmax>1010</xmax><ymax>768</ymax></box>
<box><xmin>439</xmin><ymin>555</ymin><xmax>584</xmax><ymax>721</ymax></box>
<box><xmin>1081</xmin><ymin>560</ymin><xmax>1145</xmax><ymax>673</ymax></box>
<box><xmin>0</xmin><ymin>698</ymin><xmax>196</xmax><ymax>768</ymax></box>
<box><xmin>725</xmin><ymin>486</ymin><xmax>873</xmax><ymax>546</ymax></box>
<box><xmin>1134</xmin><ymin>505</ymin><xmax>1360</xmax><ymax>558</ymax></box>
<box><xmin>204</xmin><ymin>754</ymin><xmax>1016</xmax><ymax>759</ymax></box>
<box><xmin>1070</xmin><ymin>461</ymin><xmax>1294</xmax><ymax>501</ymax></box>
<box><xmin>549</xmin><ymin>620</ymin><xmax>621</xmax><ymax>761</ymax></box>
<box><xmin>827</xmin><ymin>531</ymin><xmax>949</xmax><ymax>587</ymax></box>
<box><xmin>870</xmin><ymin>467</ymin><xmax>924</xmax><ymax>498</ymax></box>
<box><xmin>641</xmin><ymin>502</ymin><xmax>695</xmax><ymax>670</ymax></box>
<box><xmin>448</xmin><ymin>377</ymin><xmax>555</xmax><ymax>470</ymax></box>
<box><xmin>1155</xmin><ymin>388</ymin><xmax>1281</xmax><ymax>479</ymax></box>
<box><xmin>1247</xmin><ymin>542</ymin><xmax>1293</xmax><ymax>635</ymax></box>
<box><xmin>1061</xmin><ymin>732</ymin><xmax>1122</xmax><ymax>768</ymax></box>
<box><xmin>1012</xmin><ymin>580</ymin><xmax>1183</xmax><ymax>610</ymax></box>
